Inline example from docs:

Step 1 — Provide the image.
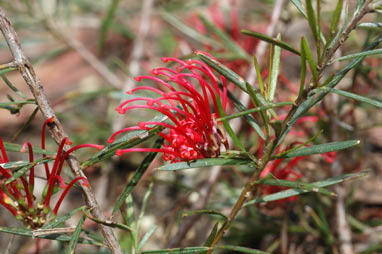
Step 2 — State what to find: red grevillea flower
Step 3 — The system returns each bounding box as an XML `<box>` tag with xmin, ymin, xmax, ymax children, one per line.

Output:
<box><xmin>109</xmin><ymin>56</ymin><xmax>229</xmax><ymax>162</ymax></box>
<box><xmin>0</xmin><ymin>117</ymin><xmax>103</xmax><ymax>228</ymax></box>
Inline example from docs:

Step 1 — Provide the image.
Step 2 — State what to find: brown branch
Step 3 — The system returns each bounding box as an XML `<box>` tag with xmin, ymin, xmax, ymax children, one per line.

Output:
<box><xmin>319</xmin><ymin>0</ymin><xmax>373</xmax><ymax>70</ymax></box>
<box><xmin>0</xmin><ymin>8</ymin><xmax>123</xmax><ymax>253</ymax></box>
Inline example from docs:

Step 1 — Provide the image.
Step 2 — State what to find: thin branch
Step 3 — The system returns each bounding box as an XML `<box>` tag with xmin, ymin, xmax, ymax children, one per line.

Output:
<box><xmin>319</xmin><ymin>0</ymin><xmax>373</xmax><ymax>70</ymax></box>
<box><xmin>0</xmin><ymin>8</ymin><xmax>123</xmax><ymax>253</ymax></box>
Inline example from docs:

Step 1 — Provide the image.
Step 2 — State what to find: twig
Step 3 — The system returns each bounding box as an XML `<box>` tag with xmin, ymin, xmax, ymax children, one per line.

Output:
<box><xmin>209</xmin><ymin>0</ymin><xmax>376</xmax><ymax>249</ymax></box>
<box><xmin>319</xmin><ymin>0</ymin><xmax>373</xmax><ymax>71</ymax></box>
<box><xmin>0</xmin><ymin>8</ymin><xmax>123</xmax><ymax>253</ymax></box>
<box><xmin>208</xmin><ymin>0</ymin><xmax>287</xmax><ymax>250</ymax></box>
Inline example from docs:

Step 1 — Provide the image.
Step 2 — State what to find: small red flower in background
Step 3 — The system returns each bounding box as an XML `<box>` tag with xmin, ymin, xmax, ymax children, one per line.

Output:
<box><xmin>0</xmin><ymin>117</ymin><xmax>103</xmax><ymax>228</ymax></box>
<box><xmin>109</xmin><ymin>56</ymin><xmax>229</xmax><ymax>163</ymax></box>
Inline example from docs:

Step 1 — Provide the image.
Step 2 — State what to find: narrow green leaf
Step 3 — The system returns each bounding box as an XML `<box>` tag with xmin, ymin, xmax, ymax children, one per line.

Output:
<box><xmin>112</xmin><ymin>138</ymin><xmax>163</xmax><ymax>214</ymax></box>
<box><xmin>197</xmin><ymin>52</ymin><xmax>266</xmax><ymax>140</ymax></box>
<box><xmin>305</xmin><ymin>0</ymin><xmax>319</xmax><ymax>43</ymax></box>
<box><xmin>142</xmin><ymin>247</ymin><xmax>210</xmax><ymax>254</ymax></box>
<box><xmin>253</xmin><ymin>56</ymin><xmax>265</xmax><ymax>95</ymax></box>
<box><xmin>197</xmin><ymin>51</ymin><xmax>247</xmax><ymax>91</ymax></box>
<box><xmin>218</xmin><ymin>102</ymin><xmax>293</xmax><ymax>122</ymax></box>
<box><xmin>1</xmin><ymin>74</ymin><xmax>28</xmax><ymax>99</ymax></box>
<box><xmin>0</xmin><ymin>226</ymin><xmax>102</xmax><ymax>245</ymax></box>
<box><xmin>260</xmin><ymin>178</ymin><xmax>335</xmax><ymax>196</ymax></box>
<box><xmin>328</xmin><ymin>0</ymin><xmax>344</xmax><ymax>42</ymax></box>
<box><xmin>358</xmin><ymin>22</ymin><xmax>382</xmax><ymax>30</ymax></box>
<box><xmin>279</xmin><ymin>140</ymin><xmax>360</xmax><ymax>158</ymax></box>
<box><xmin>277</xmin><ymin>35</ymin><xmax>382</xmax><ymax>147</ymax></box>
<box><xmin>1</xmin><ymin>157</ymin><xmax>53</xmax><ymax>171</ymax></box>
<box><xmin>216</xmin><ymin>97</ymin><xmax>246</xmax><ymax>152</ymax></box>
<box><xmin>183</xmin><ymin>209</ymin><xmax>228</xmax><ymax>221</ymax></box>
<box><xmin>290</xmin><ymin>0</ymin><xmax>308</xmax><ymax>18</ymax></box>
<box><xmin>83</xmin><ymin>209</ymin><xmax>133</xmax><ymax>232</ymax></box>
<box><xmin>137</xmin><ymin>225</ymin><xmax>157</xmax><ymax>253</ymax></box>
<box><xmin>216</xmin><ymin>245</ymin><xmax>270</xmax><ymax>254</ymax></box>
<box><xmin>160</xmin><ymin>12</ymin><xmax>222</xmax><ymax>49</ymax></box>
<box><xmin>204</xmin><ymin>222</ymin><xmax>219</xmax><ymax>247</ymax></box>
<box><xmin>198</xmin><ymin>14</ymin><xmax>249</xmax><ymax>59</ymax></box>
<box><xmin>42</xmin><ymin>206</ymin><xmax>86</xmax><ymax>229</ymax></box>
<box><xmin>298</xmin><ymin>37</ymin><xmax>307</xmax><ymax>100</ymax></box>
<box><xmin>241</xmin><ymin>29</ymin><xmax>300</xmax><ymax>55</ymax></box>
<box><xmin>0</xmin><ymin>100</ymin><xmax>35</xmax><ymax>107</ymax></box>
<box><xmin>3</xmin><ymin>142</ymin><xmax>55</xmax><ymax>155</ymax></box>
<box><xmin>159</xmin><ymin>158</ymin><xmax>254</xmax><ymax>171</ymax></box>
<box><xmin>142</xmin><ymin>246</ymin><xmax>270</xmax><ymax>254</ymax></box>
<box><xmin>5</xmin><ymin>158</ymin><xmax>54</xmax><ymax>184</ymax></box>
<box><xmin>66</xmin><ymin>214</ymin><xmax>86</xmax><ymax>254</ymax></box>
<box><xmin>327</xmin><ymin>5</ymin><xmax>348</xmax><ymax>50</ymax></box>
<box><xmin>137</xmin><ymin>182</ymin><xmax>154</xmax><ymax>233</ymax></box>
<box><xmin>245</xmin><ymin>82</ymin><xmax>271</xmax><ymax>137</ymax></box>
<box><xmin>81</xmin><ymin>115</ymin><xmax>166</xmax><ymax>169</ymax></box>
<box><xmin>269</xmin><ymin>34</ymin><xmax>282</xmax><ymax>102</ymax></box>
<box><xmin>333</xmin><ymin>49</ymin><xmax>382</xmax><ymax>62</ymax></box>
<box><xmin>314</xmin><ymin>87</ymin><xmax>382</xmax><ymax>108</ymax></box>
<box><xmin>98</xmin><ymin>0</ymin><xmax>120</xmax><ymax>52</ymax></box>
<box><xmin>301</xmin><ymin>36</ymin><xmax>318</xmax><ymax>83</ymax></box>
<box><xmin>244</xmin><ymin>172</ymin><xmax>368</xmax><ymax>206</ymax></box>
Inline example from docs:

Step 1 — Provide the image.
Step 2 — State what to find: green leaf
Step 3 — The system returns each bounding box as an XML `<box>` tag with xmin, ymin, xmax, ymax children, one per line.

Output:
<box><xmin>142</xmin><ymin>247</ymin><xmax>210</xmax><ymax>254</ymax></box>
<box><xmin>241</xmin><ymin>29</ymin><xmax>300</xmax><ymax>55</ymax></box>
<box><xmin>160</xmin><ymin>12</ymin><xmax>222</xmax><ymax>49</ymax></box>
<box><xmin>112</xmin><ymin>138</ymin><xmax>163</xmax><ymax>214</ymax></box>
<box><xmin>357</xmin><ymin>22</ymin><xmax>382</xmax><ymax>30</ymax></box>
<box><xmin>183</xmin><ymin>209</ymin><xmax>228</xmax><ymax>221</ymax></box>
<box><xmin>305</xmin><ymin>0</ymin><xmax>319</xmax><ymax>43</ymax></box>
<box><xmin>197</xmin><ymin>52</ymin><xmax>266</xmax><ymax>140</ymax></box>
<box><xmin>216</xmin><ymin>245</ymin><xmax>270</xmax><ymax>254</ymax></box>
<box><xmin>137</xmin><ymin>182</ymin><xmax>154</xmax><ymax>233</ymax></box>
<box><xmin>244</xmin><ymin>172</ymin><xmax>368</xmax><ymax>206</ymax></box>
<box><xmin>245</xmin><ymin>82</ymin><xmax>270</xmax><ymax>137</ymax></box>
<box><xmin>260</xmin><ymin>178</ymin><xmax>336</xmax><ymax>196</ymax></box>
<box><xmin>301</xmin><ymin>36</ymin><xmax>318</xmax><ymax>83</ymax></box>
<box><xmin>268</xmin><ymin>34</ymin><xmax>282</xmax><ymax>102</ymax></box>
<box><xmin>142</xmin><ymin>246</ymin><xmax>270</xmax><ymax>254</ymax></box>
<box><xmin>290</xmin><ymin>0</ymin><xmax>308</xmax><ymax>18</ymax></box>
<box><xmin>81</xmin><ymin>115</ymin><xmax>166</xmax><ymax>169</ymax></box>
<box><xmin>217</xmin><ymin>102</ymin><xmax>293</xmax><ymax>122</ymax></box>
<box><xmin>1</xmin><ymin>157</ymin><xmax>53</xmax><ymax>171</ymax></box>
<box><xmin>216</xmin><ymin>97</ymin><xmax>246</xmax><ymax>152</ymax></box>
<box><xmin>0</xmin><ymin>226</ymin><xmax>103</xmax><ymax>246</ymax></box>
<box><xmin>298</xmin><ymin>37</ymin><xmax>307</xmax><ymax>100</ymax></box>
<box><xmin>1</xmin><ymin>74</ymin><xmax>28</xmax><ymax>99</ymax></box>
<box><xmin>83</xmin><ymin>209</ymin><xmax>133</xmax><ymax>232</ymax></box>
<box><xmin>332</xmin><ymin>49</ymin><xmax>382</xmax><ymax>62</ymax></box>
<box><xmin>204</xmin><ymin>222</ymin><xmax>219</xmax><ymax>247</ymax></box>
<box><xmin>276</xmin><ymin>35</ymin><xmax>382</xmax><ymax>147</ymax></box>
<box><xmin>5</xmin><ymin>158</ymin><xmax>54</xmax><ymax>184</ymax></box>
<box><xmin>159</xmin><ymin>158</ymin><xmax>255</xmax><ymax>171</ymax></box>
<box><xmin>197</xmin><ymin>51</ymin><xmax>247</xmax><ymax>91</ymax></box>
<box><xmin>198</xmin><ymin>14</ymin><xmax>249</xmax><ymax>59</ymax></box>
<box><xmin>327</xmin><ymin>5</ymin><xmax>348</xmax><ymax>50</ymax></box>
<box><xmin>253</xmin><ymin>56</ymin><xmax>265</xmax><ymax>95</ymax></box>
<box><xmin>42</xmin><ymin>206</ymin><xmax>86</xmax><ymax>229</ymax></box>
<box><xmin>66</xmin><ymin>214</ymin><xmax>86</xmax><ymax>254</ymax></box>
<box><xmin>278</xmin><ymin>140</ymin><xmax>360</xmax><ymax>158</ymax></box>
<box><xmin>328</xmin><ymin>0</ymin><xmax>344</xmax><ymax>42</ymax></box>
<box><xmin>137</xmin><ymin>225</ymin><xmax>157</xmax><ymax>253</ymax></box>
<box><xmin>3</xmin><ymin>142</ymin><xmax>55</xmax><ymax>156</ymax></box>
<box><xmin>314</xmin><ymin>87</ymin><xmax>382</xmax><ymax>108</ymax></box>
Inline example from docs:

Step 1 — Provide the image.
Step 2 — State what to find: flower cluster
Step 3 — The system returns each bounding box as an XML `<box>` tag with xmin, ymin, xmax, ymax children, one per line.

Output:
<box><xmin>0</xmin><ymin>117</ymin><xmax>103</xmax><ymax>228</ymax></box>
<box><xmin>109</xmin><ymin>56</ymin><xmax>229</xmax><ymax>162</ymax></box>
